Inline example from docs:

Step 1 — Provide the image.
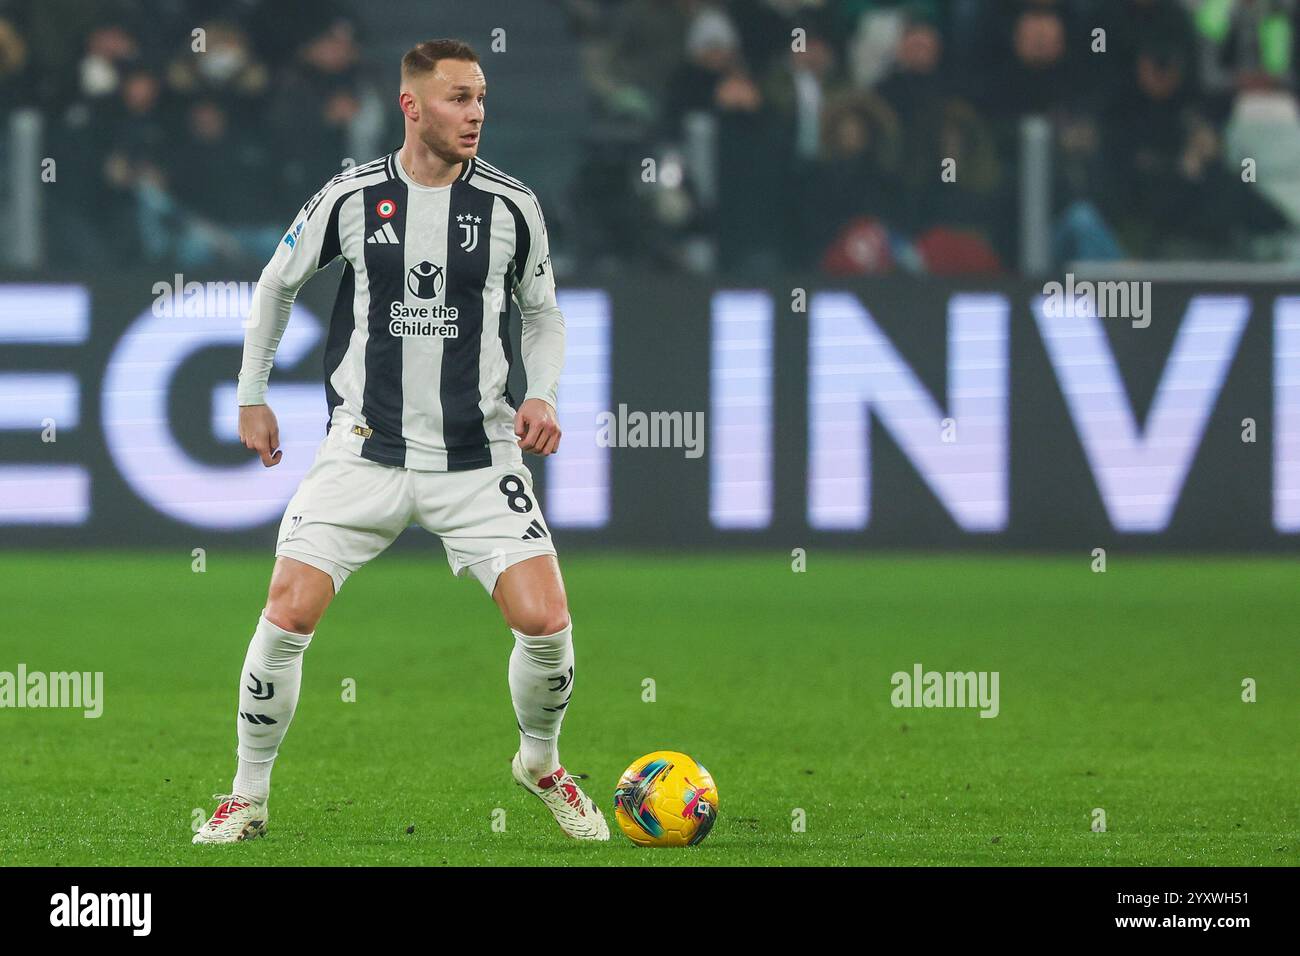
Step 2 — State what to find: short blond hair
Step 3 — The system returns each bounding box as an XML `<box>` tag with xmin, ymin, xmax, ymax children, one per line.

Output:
<box><xmin>401</xmin><ymin>38</ymin><xmax>479</xmax><ymax>81</ymax></box>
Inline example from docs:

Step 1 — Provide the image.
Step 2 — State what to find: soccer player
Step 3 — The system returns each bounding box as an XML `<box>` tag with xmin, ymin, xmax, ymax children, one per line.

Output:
<box><xmin>193</xmin><ymin>39</ymin><xmax>608</xmax><ymax>843</ymax></box>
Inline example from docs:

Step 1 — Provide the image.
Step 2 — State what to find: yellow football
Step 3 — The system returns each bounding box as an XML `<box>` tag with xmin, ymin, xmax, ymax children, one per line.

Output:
<box><xmin>613</xmin><ymin>750</ymin><xmax>719</xmax><ymax>847</ymax></box>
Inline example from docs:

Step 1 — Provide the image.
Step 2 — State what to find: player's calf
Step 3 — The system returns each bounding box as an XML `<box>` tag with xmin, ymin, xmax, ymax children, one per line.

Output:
<box><xmin>508</xmin><ymin>622</ymin><xmax>574</xmax><ymax>778</ymax></box>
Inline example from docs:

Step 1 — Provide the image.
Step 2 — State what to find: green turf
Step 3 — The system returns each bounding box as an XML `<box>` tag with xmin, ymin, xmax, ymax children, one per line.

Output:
<box><xmin>0</xmin><ymin>550</ymin><xmax>1296</xmax><ymax>866</ymax></box>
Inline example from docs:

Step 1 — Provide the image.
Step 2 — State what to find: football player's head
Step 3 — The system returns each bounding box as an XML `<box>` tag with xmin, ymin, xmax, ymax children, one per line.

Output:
<box><xmin>399</xmin><ymin>39</ymin><xmax>484</xmax><ymax>164</ymax></box>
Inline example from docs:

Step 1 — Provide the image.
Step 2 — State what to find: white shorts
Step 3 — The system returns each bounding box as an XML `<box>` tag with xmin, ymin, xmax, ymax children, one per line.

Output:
<box><xmin>274</xmin><ymin>430</ymin><xmax>557</xmax><ymax>595</ymax></box>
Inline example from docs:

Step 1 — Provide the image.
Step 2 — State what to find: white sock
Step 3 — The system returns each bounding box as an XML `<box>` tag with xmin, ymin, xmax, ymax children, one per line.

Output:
<box><xmin>231</xmin><ymin>611</ymin><xmax>313</xmax><ymax>802</ymax></box>
<box><xmin>519</xmin><ymin>732</ymin><xmax>559</xmax><ymax>781</ymax></box>
<box><xmin>232</xmin><ymin>755</ymin><xmax>273</xmax><ymax>804</ymax></box>
<box><xmin>509</xmin><ymin>621</ymin><xmax>573</xmax><ymax>779</ymax></box>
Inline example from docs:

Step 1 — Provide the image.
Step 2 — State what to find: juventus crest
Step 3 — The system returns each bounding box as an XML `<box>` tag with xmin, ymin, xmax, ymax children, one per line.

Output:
<box><xmin>456</xmin><ymin>213</ymin><xmax>481</xmax><ymax>252</ymax></box>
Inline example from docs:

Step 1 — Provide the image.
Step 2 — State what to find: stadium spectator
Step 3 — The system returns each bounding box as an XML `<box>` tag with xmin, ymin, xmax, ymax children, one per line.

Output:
<box><xmin>874</xmin><ymin>17</ymin><xmax>1008</xmax><ymax>261</ymax></box>
<box><xmin>164</xmin><ymin>20</ymin><xmax>271</xmax><ymax>127</ymax></box>
<box><xmin>663</xmin><ymin>6</ymin><xmax>745</xmax><ymax>123</ymax></box>
<box><xmin>812</xmin><ymin>91</ymin><xmax>902</xmax><ymax>274</ymax></box>
<box><xmin>560</xmin><ymin>0</ymin><xmax>691</xmax><ymax>127</ymax></box>
<box><xmin>661</xmin><ymin>5</ymin><xmax>786</xmax><ymax>272</ymax></box>
<box><xmin>120</xmin><ymin>96</ymin><xmax>264</xmax><ymax>267</ymax></box>
<box><xmin>266</xmin><ymin>17</ymin><xmax>380</xmax><ymax>203</ymax></box>
<box><xmin>1101</xmin><ymin>33</ymin><xmax>1290</xmax><ymax>257</ymax></box>
<box><xmin>42</xmin><ymin>17</ymin><xmax>153</xmax><ymax>267</ymax></box>
<box><xmin>762</xmin><ymin>26</ymin><xmax>847</xmax><ymax>267</ymax></box>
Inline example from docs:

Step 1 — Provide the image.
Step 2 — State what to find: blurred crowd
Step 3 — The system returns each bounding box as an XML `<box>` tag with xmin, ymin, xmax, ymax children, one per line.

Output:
<box><xmin>0</xmin><ymin>0</ymin><xmax>1297</xmax><ymax>276</ymax></box>
<box><xmin>564</xmin><ymin>0</ymin><xmax>1300</xmax><ymax>275</ymax></box>
<box><xmin>0</xmin><ymin>0</ymin><xmax>388</xmax><ymax>269</ymax></box>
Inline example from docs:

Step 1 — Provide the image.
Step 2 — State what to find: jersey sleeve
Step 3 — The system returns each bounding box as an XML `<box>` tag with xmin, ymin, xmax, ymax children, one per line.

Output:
<box><xmin>511</xmin><ymin>196</ymin><xmax>564</xmax><ymax>410</ymax></box>
<box><xmin>511</xmin><ymin>197</ymin><xmax>556</xmax><ymax>314</ymax></box>
<box><xmin>264</xmin><ymin>183</ymin><xmax>345</xmax><ymax>293</ymax></box>
<box><xmin>235</xmin><ymin>183</ymin><xmax>345</xmax><ymax>405</ymax></box>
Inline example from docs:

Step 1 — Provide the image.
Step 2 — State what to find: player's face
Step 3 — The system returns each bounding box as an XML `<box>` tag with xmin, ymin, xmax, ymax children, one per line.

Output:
<box><xmin>410</xmin><ymin>59</ymin><xmax>486</xmax><ymax>163</ymax></box>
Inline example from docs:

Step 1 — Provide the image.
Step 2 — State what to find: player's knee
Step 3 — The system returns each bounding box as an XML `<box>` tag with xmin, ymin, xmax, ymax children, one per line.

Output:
<box><xmin>264</xmin><ymin>600</ymin><xmax>320</xmax><ymax>636</ymax></box>
<box><xmin>265</xmin><ymin>578</ymin><xmax>326</xmax><ymax>634</ymax></box>
<box><xmin>264</xmin><ymin>558</ymin><xmax>334</xmax><ymax>634</ymax></box>
<box><xmin>509</xmin><ymin>600</ymin><xmax>570</xmax><ymax>638</ymax></box>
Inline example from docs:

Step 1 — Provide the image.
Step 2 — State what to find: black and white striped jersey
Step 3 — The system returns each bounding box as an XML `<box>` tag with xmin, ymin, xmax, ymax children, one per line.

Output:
<box><xmin>237</xmin><ymin>150</ymin><xmax>564</xmax><ymax>471</ymax></box>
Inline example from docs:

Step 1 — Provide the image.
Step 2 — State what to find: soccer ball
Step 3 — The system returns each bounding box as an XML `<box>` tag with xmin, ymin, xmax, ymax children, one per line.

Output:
<box><xmin>613</xmin><ymin>750</ymin><xmax>719</xmax><ymax>847</ymax></box>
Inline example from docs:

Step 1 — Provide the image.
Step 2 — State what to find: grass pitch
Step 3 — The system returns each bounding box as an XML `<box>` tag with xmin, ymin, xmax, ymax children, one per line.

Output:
<box><xmin>1</xmin><ymin>550</ymin><xmax>1296</xmax><ymax>866</ymax></box>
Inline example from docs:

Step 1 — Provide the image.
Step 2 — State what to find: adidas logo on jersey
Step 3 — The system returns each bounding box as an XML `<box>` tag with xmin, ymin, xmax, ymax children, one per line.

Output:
<box><xmin>366</xmin><ymin>222</ymin><xmax>401</xmax><ymax>244</ymax></box>
<box><xmin>521</xmin><ymin>519</ymin><xmax>548</xmax><ymax>540</ymax></box>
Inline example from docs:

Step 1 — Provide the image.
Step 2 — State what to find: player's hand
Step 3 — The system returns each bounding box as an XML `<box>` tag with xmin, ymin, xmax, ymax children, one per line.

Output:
<box><xmin>239</xmin><ymin>404</ymin><xmax>282</xmax><ymax>467</ymax></box>
<box><xmin>514</xmin><ymin>398</ymin><xmax>560</xmax><ymax>456</ymax></box>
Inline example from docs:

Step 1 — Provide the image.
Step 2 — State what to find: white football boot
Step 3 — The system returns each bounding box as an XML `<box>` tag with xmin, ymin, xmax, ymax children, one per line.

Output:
<box><xmin>192</xmin><ymin>793</ymin><xmax>268</xmax><ymax>844</ymax></box>
<box><xmin>512</xmin><ymin>753</ymin><xmax>610</xmax><ymax>841</ymax></box>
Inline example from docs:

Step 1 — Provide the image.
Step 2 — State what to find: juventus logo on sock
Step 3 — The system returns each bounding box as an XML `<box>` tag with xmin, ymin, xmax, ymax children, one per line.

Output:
<box><xmin>246</xmin><ymin>673</ymin><xmax>275</xmax><ymax>700</ymax></box>
<box><xmin>542</xmin><ymin>666</ymin><xmax>572</xmax><ymax>712</ymax></box>
<box><xmin>547</xmin><ymin>667</ymin><xmax>573</xmax><ymax>693</ymax></box>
